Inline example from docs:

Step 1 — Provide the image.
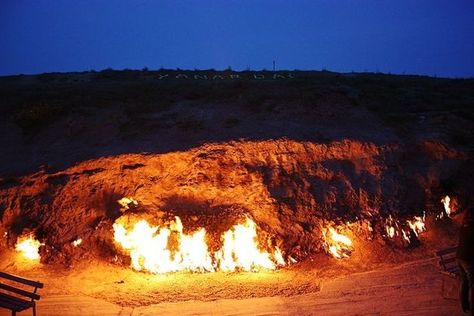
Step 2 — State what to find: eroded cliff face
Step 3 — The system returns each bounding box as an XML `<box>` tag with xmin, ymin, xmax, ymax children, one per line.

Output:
<box><xmin>0</xmin><ymin>138</ymin><xmax>468</xmax><ymax>264</ymax></box>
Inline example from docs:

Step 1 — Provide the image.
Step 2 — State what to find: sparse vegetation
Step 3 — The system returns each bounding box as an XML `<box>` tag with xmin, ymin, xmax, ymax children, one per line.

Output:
<box><xmin>14</xmin><ymin>103</ymin><xmax>64</xmax><ymax>133</ymax></box>
<box><xmin>241</xmin><ymin>93</ymin><xmax>268</xmax><ymax>112</ymax></box>
<box><xmin>176</xmin><ymin>117</ymin><xmax>205</xmax><ymax>131</ymax></box>
<box><xmin>0</xmin><ymin>69</ymin><xmax>473</xmax><ymax>144</ymax></box>
<box><xmin>224</xmin><ymin>117</ymin><xmax>240</xmax><ymax>128</ymax></box>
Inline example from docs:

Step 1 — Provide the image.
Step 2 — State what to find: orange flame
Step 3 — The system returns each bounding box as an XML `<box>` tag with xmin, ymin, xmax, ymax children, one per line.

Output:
<box><xmin>441</xmin><ymin>195</ymin><xmax>452</xmax><ymax>217</ymax></box>
<box><xmin>385</xmin><ymin>215</ymin><xmax>398</xmax><ymax>238</ymax></box>
<box><xmin>72</xmin><ymin>238</ymin><xmax>83</xmax><ymax>247</ymax></box>
<box><xmin>401</xmin><ymin>214</ymin><xmax>426</xmax><ymax>243</ymax></box>
<box><xmin>15</xmin><ymin>234</ymin><xmax>43</xmax><ymax>260</ymax></box>
<box><xmin>118</xmin><ymin>197</ymin><xmax>138</xmax><ymax>211</ymax></box>
<box><xmin>386</xmin><ymin>225</ymin><xmax>396</xmax><ymax>238</ymax></box>
<box><xmin>385</xmin><ymin>214</ymin><xmax>426</xmax><ymax>244</ymax></box>
<box><xmin>215</xmin><ymin>218</ymin><xmax>283</xmax><ymax>271</ymax></box>
<box><xmin>323</xmin><ymin>227</ymin><xmax>353</xmax><ymax>259</ymax></box>
<box><xmin>406</xmin><ymin>216</ymin><xmax>426</xmax><ymax>236</ymax></box>
<box><xmin>113</xmin><ymin>216</ymin><xmax>285</xmax><ymax>273</ymax></box>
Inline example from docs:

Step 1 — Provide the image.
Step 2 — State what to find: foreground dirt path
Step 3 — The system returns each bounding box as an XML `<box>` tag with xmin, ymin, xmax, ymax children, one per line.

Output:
<box><xmin>3</xmin><ymin>258</ymin><xmax>461</xmax><ymax>316</ymax></box>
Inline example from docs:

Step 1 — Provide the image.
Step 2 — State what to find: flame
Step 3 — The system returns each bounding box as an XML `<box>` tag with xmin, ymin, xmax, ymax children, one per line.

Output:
<box><xmin>441</xmin><ymin>195</ymin><xmax>452</xmax><ymax>217</ymax></box>
<box><xmin>385</xmin><ymin>215</ymin><xmax>398</xmax><ymax>238</ymax></box>
<box><xmin>15</xmin><ymin>234</ymin><xmax>43</xmax><ymax>260</ymax></box>
<box><xmin>386</xmin><ymin>225</ymin><xmax>396</xmax><ymax>238</ymax></box>
<box><xmin>401</xmin><ymin>229</ymin><xmax>409</xmax><ymax>242</ymax></box>
<box><xmin>385</xmin><ymin>214</ymin><xmax>426</xmax><ymax>244</ymax></box>
<box><xmin>215</xmin><ymin>218</ymin><xmax>281</xmax><ymax>271</ymax></box>
<box><xmin>273</xmin><ymin>247</ymin><xmax>286</xmax><ymax>266</ymax></box>
<box><xmin>403</xmin><ymin>214</ymin><xmax>426</xmax><ymax>243</ymax></box>
<box><xmin>72</xmin><ymin>238</ymin><xmax>82</xmax><ymax>247</ymax></box>
<box><xmin>113</xmin><ymin>216</ymin><xmax>285</xmax><ymax>273</ymax></box>
<box><xmin>407</xmin><ymin>216</ymin><xmax>426</xmax><ymax>236</ymax></box>
<box><xmin>323</xmin><ymin>227</ymin><xmax>353</xmax><ymax>259</ymax></box>
<box><xmin>118</xmin><ymin>197</ymin><xmax>138</xmax><ymax>210</ymax></box>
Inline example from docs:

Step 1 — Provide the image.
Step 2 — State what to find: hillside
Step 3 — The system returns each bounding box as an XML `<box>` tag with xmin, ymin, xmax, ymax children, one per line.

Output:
<box><xmin>1</xmin><ymin>69</ymin><xmax>473</xmax><ymax>176</ymax></box>
<box><xmin>0</xmin><ymin>70</ymin><xmax>472</xmax><ymax>313</ymax></box>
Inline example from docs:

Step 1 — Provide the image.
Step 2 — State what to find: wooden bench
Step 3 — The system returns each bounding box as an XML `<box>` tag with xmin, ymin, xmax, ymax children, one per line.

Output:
<box><xmin>0</xmin><ymin>272</ymin><xmax>43</xmax><ymax>316</ymax></box>
<box><xmin>436</xmin><ymin>246</ymin><xmax>459</xmax><ymax>277</ymax></box>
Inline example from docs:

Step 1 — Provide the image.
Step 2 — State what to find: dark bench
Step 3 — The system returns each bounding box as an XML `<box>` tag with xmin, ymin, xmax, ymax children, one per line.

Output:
<box><xmin>0</xmin><ymin>272</ymin><xmax>43</xmax><ymax>316</ymax></box>
<box><xmin>436</xmin><ymin>246</ymin><xmax>459</xmax><ymax>277</ymax></box>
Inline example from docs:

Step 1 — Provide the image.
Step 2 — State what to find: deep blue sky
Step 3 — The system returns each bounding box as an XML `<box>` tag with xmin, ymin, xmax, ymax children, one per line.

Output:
<box><xmin>1</xmin><ymin>0</ymin><xmax>473</xmax><ymax>77</ymax></box>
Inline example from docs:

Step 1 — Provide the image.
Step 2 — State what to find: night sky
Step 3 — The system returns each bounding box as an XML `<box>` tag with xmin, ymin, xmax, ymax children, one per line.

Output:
<box><xmin>1</xmin><ymin>0</ymin><xmax>473</xmax><ymax>77</ymax></box>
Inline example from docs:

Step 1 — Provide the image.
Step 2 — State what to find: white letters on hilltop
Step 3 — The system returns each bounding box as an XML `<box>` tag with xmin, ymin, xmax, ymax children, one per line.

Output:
<box><xmin>157</xmin><ymin>72</ymin><xmax>295</xmax><ymax>80</ymax></box>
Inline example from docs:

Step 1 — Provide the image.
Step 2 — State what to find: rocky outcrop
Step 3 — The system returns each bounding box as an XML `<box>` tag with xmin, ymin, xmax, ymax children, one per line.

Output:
<box><xmin>0</xmin><ymin>139</ymin><xmax>468</xmax><ymax>264</ymax></box>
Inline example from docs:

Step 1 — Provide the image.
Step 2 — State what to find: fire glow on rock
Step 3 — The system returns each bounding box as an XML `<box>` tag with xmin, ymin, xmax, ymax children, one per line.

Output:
<box><xmin>113</xmin><ymin>216</ymin><xmax>285</xmax><ymax>273</ymax></box>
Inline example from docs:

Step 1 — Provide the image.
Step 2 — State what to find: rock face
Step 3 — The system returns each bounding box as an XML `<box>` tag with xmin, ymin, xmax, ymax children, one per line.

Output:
<box><xmin>0</xmin><ymin>139</ymin><xmax>469</xmax><ymax>264</ymax></box>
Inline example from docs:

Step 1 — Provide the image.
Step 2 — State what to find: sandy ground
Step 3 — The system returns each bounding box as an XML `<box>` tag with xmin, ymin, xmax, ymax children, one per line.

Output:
<box><xmin>1</xmin><ymin>257</ymin><xmax>462</xmax><ymax>316</ymax></box>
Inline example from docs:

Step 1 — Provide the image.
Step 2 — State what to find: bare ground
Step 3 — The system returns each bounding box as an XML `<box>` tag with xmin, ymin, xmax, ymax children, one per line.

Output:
<box><xmin>0</xmin><ymin>257</ymin><xmax>461</xmax><ymax>316</ymax></box>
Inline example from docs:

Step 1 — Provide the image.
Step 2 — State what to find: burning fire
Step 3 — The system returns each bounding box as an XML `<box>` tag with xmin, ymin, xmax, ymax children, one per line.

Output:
<box><xmin>118</xmin><ymin>197</ymin><xmax>138</xmax><ymax>211</ymax></box>
<box><xmin>406</xmin><ymin>216</ymin><xmax>426</xmax><ymax>236</ymax></box>
<box><xmin>385</xmin><ymin>215</ymin><xmax>398</xmax><ymax>238</ymax></box>
<box><xmin>215</xmin><ymin>218</ymin><xmax>285</xmax><ymax>271</ymax></box>
<box><xmin>15</xmin><ymin>234</ymin><xmax>43</xmax><ymax>260</ymax></box>
<box><xmin>72</xmin><ymin>238</ymin><xmax>83</xmax><ymax>247</ymax></box>
<box><xmin>323</xmin><ymin>227</ymin><xmax>353</xmax><ymax>259</ymax></box>
<box><xmin>113</xmin><ymin>216</ymin><xmax>285</xmax><ymax>273</ymax></box>
<box><xmin>385</xmin><ymin>214</ymin><xmax>426</xmax><ymax>244</ymax></box>
<box><xmin>440</xmin><ymin>195</ymin><xmax>453</xmax><ymax>217</ymax></box>
<box><xmin>403</xmin><ymin>214</ymin><xmax>426</xmax><ymax>242</ymax></box>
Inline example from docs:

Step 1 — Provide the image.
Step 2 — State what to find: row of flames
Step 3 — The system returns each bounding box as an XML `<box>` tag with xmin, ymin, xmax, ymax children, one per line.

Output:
<box><xmin>14</xmin><ymin>195</ymin><xmax>455</xmax><ymax>272</ymax></box>
<box><xmin>384</xmin><ymin>214</ymin><xmax>426</xmax><ymax>244</ymax></box>
<box><xmin>382</xmin><ymin>195</ymin><xmax>454</xmax><ymax>244</ymax></box>
<box><xmin>113</xmin><ymin>216</ymin><xmax>285</xmax><ymax>273</ymax></box>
